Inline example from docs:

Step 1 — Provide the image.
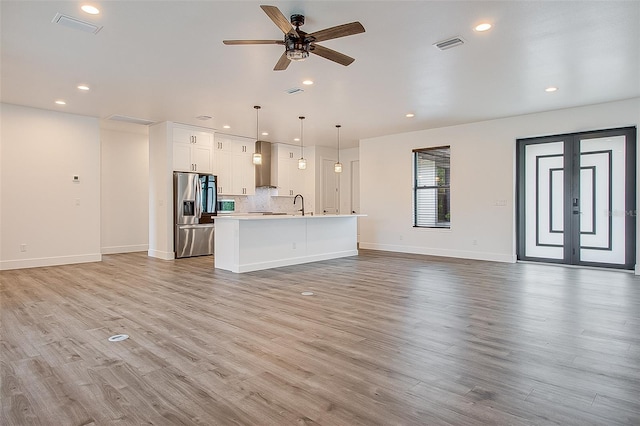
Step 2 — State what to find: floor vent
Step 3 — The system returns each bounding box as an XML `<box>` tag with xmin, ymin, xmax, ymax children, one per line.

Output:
<box><xmin>52</xmin><ymin>13</ymin><xmax>102</xmax><ymax>34</ymax></box>
<box><xmin>106</xmin><ymin>114</ymin><xmax>155</xmax><ymax>126</ymax></box>
<box><xmin>434</xmin><ymin>36</ymin><xmax>465</xmax><ymax>51</ymax></box>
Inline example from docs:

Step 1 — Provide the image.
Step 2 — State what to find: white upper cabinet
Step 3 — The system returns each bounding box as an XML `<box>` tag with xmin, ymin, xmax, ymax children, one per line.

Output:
<box><xmin>272</xmin><ymin>144</ymin><xmax>304</xmax><ymax>196</ymax></box>
<box><xmin>172</xmin><ymin>126</ymin><xmax>213</xmax><ymax>173</ymax></box>
<box><xmin>212</xmin><ymin>135</ymin><xmax>255</xmax><ymax>196</ymax></box>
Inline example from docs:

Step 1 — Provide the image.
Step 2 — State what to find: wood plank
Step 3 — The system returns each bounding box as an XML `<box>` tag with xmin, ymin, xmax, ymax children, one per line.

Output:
<box><xmin>1</xmin><ymin>250</ymin><xmax>639</xmax><ymax>425</ymax></box>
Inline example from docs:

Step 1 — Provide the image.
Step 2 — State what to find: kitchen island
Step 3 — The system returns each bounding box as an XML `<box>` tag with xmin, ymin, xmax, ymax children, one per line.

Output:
<box><xmin>214</xmin><ymin>214</ymin><xmax>363</xmax><ymax>273</ymax></box>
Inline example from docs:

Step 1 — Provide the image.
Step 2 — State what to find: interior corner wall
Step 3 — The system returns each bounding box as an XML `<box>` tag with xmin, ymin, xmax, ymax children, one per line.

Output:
<box><xmin>359</xmin><ymin>98</ymin><xmax>640</xmax><ymax>264</ymax></box>
<box><xmin>100</xmin><ymin>125</ymin><xmax>149</xmax><ymax>254</ymax></box>
<box><xmin>0</xmin><ymin>103</ymin><xmax>101</xmax><ymax>270</ymax></box>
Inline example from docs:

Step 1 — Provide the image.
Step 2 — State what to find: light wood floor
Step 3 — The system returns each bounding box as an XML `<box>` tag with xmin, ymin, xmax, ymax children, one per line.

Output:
<box><xmin>1</xmin><ymin>250</ymin><xmax>639</xmax><ymax>425</ymax></box>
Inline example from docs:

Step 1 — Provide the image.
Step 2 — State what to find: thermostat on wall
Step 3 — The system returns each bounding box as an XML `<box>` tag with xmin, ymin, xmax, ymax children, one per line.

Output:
<box><xmin>72</xmin><ymin>175</ymin><xmax>80</xmax><ymax>182</ymax></box>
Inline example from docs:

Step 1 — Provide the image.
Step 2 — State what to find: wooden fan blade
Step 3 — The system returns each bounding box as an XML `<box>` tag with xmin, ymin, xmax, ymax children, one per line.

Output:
<box><xmin>223</xmin><ymin>40</ymin><xmax>284</xmax><ymax>45</ymax></box>
<box><xmin>260</xmin><ymin>5</ymin><xmax>299</xmax><ymax>37</ymax></box>
<box><xmin>308</xmin><ymin>22</ymin><xmax>365</xmax><ymax>43</ymax></box>
<box><xmin>274</xmin><ymin>52</ymin><xmax>291</xmax><ymax>71</ymax></box>
<box><xmin>310</xmin><ymin>44</ymin><xmax>355</xmax><ymax>66</ymax></box>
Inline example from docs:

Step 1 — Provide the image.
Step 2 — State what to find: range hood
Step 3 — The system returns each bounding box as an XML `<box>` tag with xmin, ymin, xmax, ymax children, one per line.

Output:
<box><xmin>255</xmin><ymin>140</ymin><xmax>274</xmax><ymax>187</ymax></box>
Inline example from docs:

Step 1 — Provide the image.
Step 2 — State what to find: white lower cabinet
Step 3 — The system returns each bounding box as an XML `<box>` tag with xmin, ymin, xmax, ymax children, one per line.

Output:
<box><xmin>213</xmin><ymin>135</ymin><xmax>255</xmax><ymax>196</ymax></box>
<box><xmin>272</xmin><ymin>143</ymin><xmax>305</xmax><ymax>196</ymax></box>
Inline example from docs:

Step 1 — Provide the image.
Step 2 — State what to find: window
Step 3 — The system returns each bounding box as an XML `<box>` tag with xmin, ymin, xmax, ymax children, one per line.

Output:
<box><xmin>414</xmin><ymin>146</ymin><xmax>450</xmax><ymax>228</ymax></box>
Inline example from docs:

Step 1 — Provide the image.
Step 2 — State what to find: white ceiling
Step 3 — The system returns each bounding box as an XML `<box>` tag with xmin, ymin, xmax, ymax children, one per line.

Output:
<box><xmin>2</xmin><ymin>1</ymin><xmax>639</xmax><ymax>149</ymax></box>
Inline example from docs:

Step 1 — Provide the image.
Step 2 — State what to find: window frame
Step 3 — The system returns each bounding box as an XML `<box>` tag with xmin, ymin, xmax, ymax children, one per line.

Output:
<box><xmin>413</xmin><ymin>146</ymin><xmax>451</xmax><ymax>229</ymax></box>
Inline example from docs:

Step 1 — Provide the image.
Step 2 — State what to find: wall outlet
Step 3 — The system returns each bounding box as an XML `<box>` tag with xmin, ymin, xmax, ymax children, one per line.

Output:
<box><xmin>292</xmin><ymin>242</ymin><xmax>297</xmax><ymax>249</ymax></box>
<box><xmin>75</xmin><ymin>198</ymin><xmax>81</xmax><ymax>206</ymax></box>
<box><xmin>20</xmin><ymin>244</ymin><xmax>27</xmax><ymax>252</ymax></box>
<box><xmin>399</xmin><ymin>235</ymin><xmax>404</xmax><ymax>241</ymax></box>
<box><xmin>472</xmin><ymin>239</ymin><xmax>478</xmax><ymax>246</ymax></box>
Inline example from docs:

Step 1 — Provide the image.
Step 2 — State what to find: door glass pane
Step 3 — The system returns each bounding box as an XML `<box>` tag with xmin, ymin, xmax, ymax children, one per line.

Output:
<box><xmin>524</xmin><ymin>141</ymin><xmax>564</xmax><ymax>259</ymax></box>
<box><xmin>579</xmin><ymin>135</ymin><xmax>626</xmax><ymax>264</ymax></box>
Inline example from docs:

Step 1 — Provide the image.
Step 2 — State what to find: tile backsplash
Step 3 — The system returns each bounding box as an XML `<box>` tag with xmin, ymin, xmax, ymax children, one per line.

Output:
<box><xmin>224</xmin><ymin>187</ymin><xmax>300</xmax><ymax>214</ymax></box>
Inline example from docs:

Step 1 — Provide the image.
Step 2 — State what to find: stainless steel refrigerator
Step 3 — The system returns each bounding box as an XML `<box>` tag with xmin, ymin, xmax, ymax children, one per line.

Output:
<box><xmin>173</xmin><ymin>172</ymin><xmax>217</xmax><ymax>258</ymax></box>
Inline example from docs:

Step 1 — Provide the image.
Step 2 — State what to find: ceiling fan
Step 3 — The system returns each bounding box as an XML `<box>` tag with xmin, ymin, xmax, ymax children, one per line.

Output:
<box><xmin>223</xmin><ymin>5</ymin><xmax>365</xmax><ymax>71</ymax></box>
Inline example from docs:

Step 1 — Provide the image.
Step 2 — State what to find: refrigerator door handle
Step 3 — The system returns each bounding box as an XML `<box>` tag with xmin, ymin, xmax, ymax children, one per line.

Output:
<box><xmin>194</xmin><ymin>174</ymin><xmax>202</xmax><ymax>219</ymax></box>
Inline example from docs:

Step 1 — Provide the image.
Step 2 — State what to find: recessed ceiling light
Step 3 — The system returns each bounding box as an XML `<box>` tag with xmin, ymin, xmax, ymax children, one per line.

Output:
<box><xmin>77</xmin><ymin>85</ymin><xmax>90</xmax><ymax>91</ymax></box>
<box><xmin>261</xmin><ymin>132</ymin><xmax>269</xmax><ymax>136</ymax></box>
<box><xmin>474</xmin><ymin>23</ymin><xmax>492</xmax><ymax>32</ymax></box>
<box><xmin>406</xmin><ymin>113</ymin><xmax>415</xmax><ymax>118</ymax></box>
<box><xmin>294</xmin><ymin>138</ymin><xmax>300</xmax><ymax>142</ymax></box>
<box><xmin>302</xmin><ymin>80</ymin><xmax>314</xmax><ymax>85</ymax></box>
<box><xmin>55</xmin><ymin>100</ymin><xmax>66</xmax><ymax>105</ymax></box>
<box><xmin>545</xmin><ymin>86</ymin><xmax>558</xmax><ymax>92</ymax></box>
<box><xmin>81</xmin><ymin>5</ymin><xmax>100</xmax><ymax>15</ymax></box>
<box><xmin>223</xmin><ymin>125</ymin><xmax>231</xmax><ymax>129</ymax></box>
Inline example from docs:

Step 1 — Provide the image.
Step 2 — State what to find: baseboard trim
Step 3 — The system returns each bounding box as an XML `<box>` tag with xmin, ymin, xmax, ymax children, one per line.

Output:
<box><xmin>0</xmin><ymin>253</ymin><xmax>102</xmax><ymax>271</ymax></box>
<box><xmin>102</xmin><ymin>244</ymin><xmax>149</xmax><ymax>254</ymax></box>
<box><xmin>148</xmin><ymin>249</ymin><xmax>175</xmax><ymax>260</ymax></box>
<box><xmin>358</xmin><ymin>243</ymin><xmax>516</xmax><ymax>263</ymax></box>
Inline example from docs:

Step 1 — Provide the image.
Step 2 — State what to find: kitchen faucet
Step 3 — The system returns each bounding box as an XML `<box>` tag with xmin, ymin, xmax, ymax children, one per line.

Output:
<box><xmin>293</xmin><ymin>194</ymin><xmax>305</xmax><ymax>216</ymax></box>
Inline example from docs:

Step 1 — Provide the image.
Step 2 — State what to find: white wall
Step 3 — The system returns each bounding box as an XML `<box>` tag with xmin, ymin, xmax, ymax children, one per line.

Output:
<box><xmin>0</xmin><ymin>103</ymin><xmax>101</xmax><ymax>270</ymax></box>
<box><xmin>338</xmin><ymin>147</ymin><xmax>359</xmax><ymax>215</ymax></box>
<box><xmin>100</xmin><ymin>122</ymin><xmax>149</xmax><ymax>254</ymax></box>
<box><xmin>148</xmin><ymin>122</ymin><xmax>174</xmax><ymax>260</ymax></box>
<box><xmin>359</xmin><ymin>98</ymin><xmax>640</xmax><ymax>266</ymax></box>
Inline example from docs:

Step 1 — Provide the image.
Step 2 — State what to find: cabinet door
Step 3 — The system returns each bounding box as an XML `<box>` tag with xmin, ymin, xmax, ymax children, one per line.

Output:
<box><xmin>216</xmin><ymin>149</ymin><xmax>233</xmax><ymax>195</ymax></box>
<box><xmin>290</xmin><ymin>162</ymin><xmax>305</xmax><ymax>196</ymax></box>
<box><xmin>275</xmin><ymin>148</ymin><xmax>291</xmax><ymax>195</ymax></box>
<box><xmin>272</xmin><ymin>144</ymin><xmax>301</xmax><ymax>196</ymax></box>
<box><xmin>173</xmin><ymin>143</ymin><xmax>192</xmax><ymax>172</ymax></box>
<box><xmin>232</xmin><ymin>147</ymin><xmax>255</xmax><ymax>195</ymax></box>
<box><xmin>193</xmin><ymin>131</ymin><xmax>213</xmax><ymax>147</ymax></box>
<box><xmin>192</xmin><ymin>145</ymin><xmax>213</xmax><ymax>173</ymax></box>
<box><xmin>173</xmin><ymin>127</ymin><xmax>193</xmax><ymax>145</ymax></box>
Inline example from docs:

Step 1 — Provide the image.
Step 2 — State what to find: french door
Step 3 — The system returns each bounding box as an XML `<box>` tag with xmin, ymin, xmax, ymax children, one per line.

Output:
<box><xmin>517</xmin><ymin>127</ymin><xmax>636</xmax><ymax>269</ymax></box>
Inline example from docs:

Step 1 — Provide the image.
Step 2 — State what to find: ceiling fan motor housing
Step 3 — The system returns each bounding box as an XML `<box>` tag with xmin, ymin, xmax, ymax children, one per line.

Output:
<box><xmin>290</xmin><ymin>14</ymin><xmax>305</xmax><ymax>28</ymax></box>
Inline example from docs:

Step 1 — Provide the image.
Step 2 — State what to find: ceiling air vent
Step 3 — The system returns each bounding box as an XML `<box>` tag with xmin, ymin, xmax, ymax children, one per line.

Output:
<box><xmin>106</xmin><ymin>114</ymin><xmax>155</xmax><ymax>126</ymax></box>
<box><xmin>52</xmin><ymin>13</ymin><xmax>103</xmax><ymax>34</ymax></box>
<box><xmin>434</xmin><ymin>36</ymin><xmax>465</xmax><ymax>51</ymax></box>
<box><xmin>285</xmin><ymin>87</ymin><xmax>305</xmax><ymax>95</ymax></box>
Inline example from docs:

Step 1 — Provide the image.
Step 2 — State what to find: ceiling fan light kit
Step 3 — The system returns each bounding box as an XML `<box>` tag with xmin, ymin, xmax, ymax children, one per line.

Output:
<box><xmin>223</xmin><ymin>5</ymin><xmax>365</xmax><ymax>71</ymax></box>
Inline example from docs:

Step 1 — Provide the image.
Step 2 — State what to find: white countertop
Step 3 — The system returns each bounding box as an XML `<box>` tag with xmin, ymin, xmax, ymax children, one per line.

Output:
<box><xmin>215</xmin><ymin>214</ymin><xmax>365</xmax><ymax>220</ymax></box>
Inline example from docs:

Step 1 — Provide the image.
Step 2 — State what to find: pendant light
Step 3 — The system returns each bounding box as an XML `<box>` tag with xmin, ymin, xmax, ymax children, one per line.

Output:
<box><xmin>252</xmin><ymin>105</ymin><xmax>262</xmax><ymax>165</ymax></box>
<box><xmin>334</xmin><ymin>124</ymin><xmax>343</xmax><ymax>173</ymax></box>
<box><xmin>298</xmin><ymin>116</ymin><xmax>307</xmax><ymax>170</ymax></box>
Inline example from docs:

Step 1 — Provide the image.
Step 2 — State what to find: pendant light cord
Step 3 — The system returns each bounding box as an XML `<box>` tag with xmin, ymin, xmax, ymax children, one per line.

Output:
<box><xmin>336</xmin><ymin>124</ymin><xmax>341</xmax><ymax>162</ymax></box>
<box><xmin>254</xmin><ymin>105</ymin><xmax>261</xmax><ymax>141</ymax></box>
<box><xmin>299</xmin><ymin>116</ymin><xmax>305</xmax><ymax>156</ymax></box>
